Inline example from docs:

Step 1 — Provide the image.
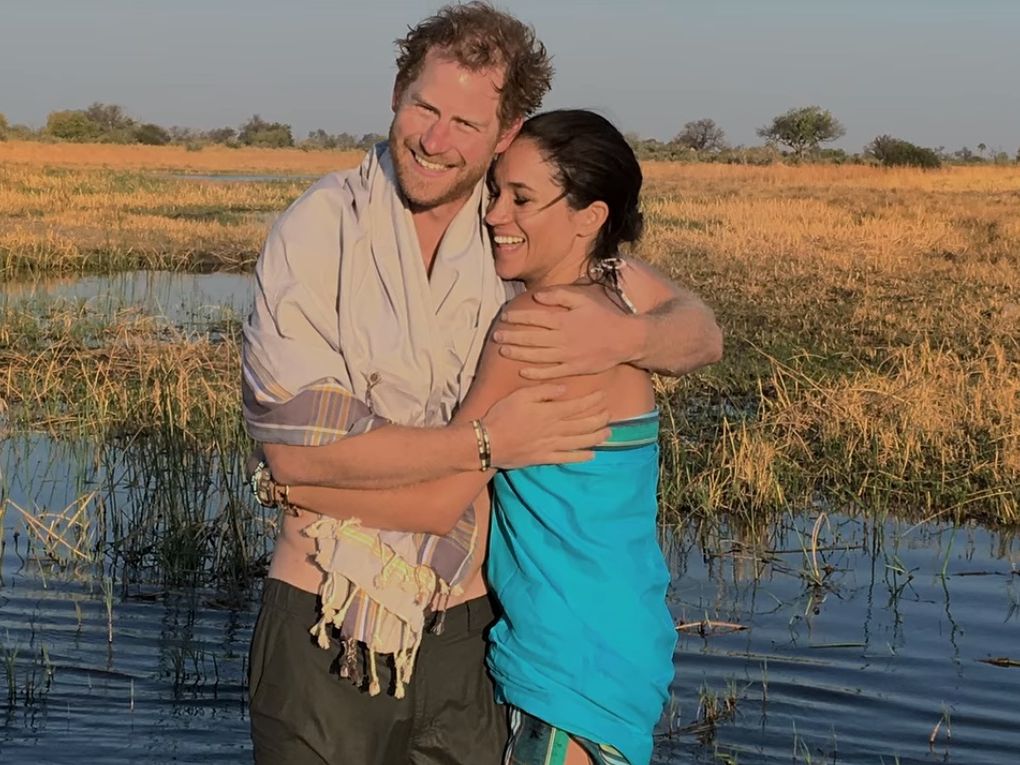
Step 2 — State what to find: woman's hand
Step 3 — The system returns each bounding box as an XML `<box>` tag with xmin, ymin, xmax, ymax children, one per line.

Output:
<box><xmin>482</xmin><ymin>384</ymin><xmax>611</xmax><ymax>467</ymax></box>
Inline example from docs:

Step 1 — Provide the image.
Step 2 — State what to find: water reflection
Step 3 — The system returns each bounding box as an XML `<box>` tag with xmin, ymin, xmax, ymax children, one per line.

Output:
<box><xmin>3</xmin><ymin>440</ymin><xmax>1019</xmax><ymax>764</ymax></box>
<box><xmin>660</xmin><ymin>516</ymin><xmax>1020</xmax><ymax>764</ymax></box>
<box><xmin>0</xmin><ymin>271</ymin><xmax>253</xmax><ymax>328</ymax></box>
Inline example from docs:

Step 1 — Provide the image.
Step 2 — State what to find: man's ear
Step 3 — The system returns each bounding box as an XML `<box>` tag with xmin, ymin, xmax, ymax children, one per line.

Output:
<box><xmin>577</xmin><ymin>201</ymin><xmax>609</xmax><ymax>238</ymax></box>
<box><xmin>391</xmin><ymin>79</ymin><xmax>403</xmax><ymax>113</ymax></box>
<box><xmin>494</xmin><ymin>116</ymin><xmax>524</xmax><ymax>154</ymax></box>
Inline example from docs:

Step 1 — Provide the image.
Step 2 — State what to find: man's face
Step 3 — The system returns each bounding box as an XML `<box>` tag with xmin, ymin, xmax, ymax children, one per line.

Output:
<box><xmin>389</xmin><ymin>49</ymin><xmax>519</xmax><ymax>210</ymax></box>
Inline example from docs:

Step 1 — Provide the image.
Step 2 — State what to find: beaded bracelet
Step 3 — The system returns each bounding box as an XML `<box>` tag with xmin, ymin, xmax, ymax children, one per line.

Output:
<box><xmin>471</xmin><ymin>419</ymin><xmax>492</xmax><ymax>471</ymax></box>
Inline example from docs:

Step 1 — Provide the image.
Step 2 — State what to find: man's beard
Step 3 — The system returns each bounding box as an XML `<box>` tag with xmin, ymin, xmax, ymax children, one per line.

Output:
<box><xmin>388</xmin><ymin>124</ymin><xmax>489</xmax><ymax>211</ymax></box>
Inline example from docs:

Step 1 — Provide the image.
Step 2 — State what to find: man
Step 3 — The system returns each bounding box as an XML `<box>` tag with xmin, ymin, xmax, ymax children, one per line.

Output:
<box><xmin>243</xmin><ymin>4</ymin><xmax>722</xmax><ymax>764</ymax></box>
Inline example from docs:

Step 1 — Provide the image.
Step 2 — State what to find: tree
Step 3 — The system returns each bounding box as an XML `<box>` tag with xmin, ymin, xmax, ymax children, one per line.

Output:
<box><xmin>674</xmin><ymin>118</ymin><xmax>727</xmax><ymax>152</ymax></box>
<box><xmin>46</xmin><ymin>110</ymin><xmax>103</xmax><ymax>142</ymax></box>
<box><xmin>757</xmin><ymin>105</ymin><xmax>845</xmax><ymax>157</ymax></box>
<box><xmin>134</xmin><ymin>122</ymin><xmax>171</xmax><ymax>146</ymax></box>
<box><xmin>865</xmin><ymin>135</ymin><xmax>941</xmax><ymax>169</ymax></box>
<box><xmin>357</xmin><ymin>133</ymin><xmax>386</xmax><ymax>149</ymax></box>
<box><xmin>205</xmin><ymin>126</ymin><xmax>237</xmax><ymax>144</ymax></box>
<box><xmin>84</xmin><ymin>102</ymin><xmax>134</xmax><ymax>133</ymax></box>
<box><xmin>239</xmin><ymin>115</ymin><xmax>294</xmax><ymax>148</ymax></box>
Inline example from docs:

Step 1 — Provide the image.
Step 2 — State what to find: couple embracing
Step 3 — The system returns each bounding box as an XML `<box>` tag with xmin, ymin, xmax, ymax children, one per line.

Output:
<box><xmin>242</xmin><ymin>4</ymin><xmax>722</xmax><ymax>764</ymax></box>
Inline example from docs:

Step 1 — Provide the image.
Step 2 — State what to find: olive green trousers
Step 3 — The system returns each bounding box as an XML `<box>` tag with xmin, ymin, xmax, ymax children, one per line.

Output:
<box><xmin>249</xmin><ymin>579</ymin><xmax>508</xmax><ymax>764</ymax></box>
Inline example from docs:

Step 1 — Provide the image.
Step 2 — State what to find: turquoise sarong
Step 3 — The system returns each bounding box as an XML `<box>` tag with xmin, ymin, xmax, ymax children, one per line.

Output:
<box><xmin>486</xmin><ymin>411</ymin><xmax>677</xmax><ymax>765</ymax></box>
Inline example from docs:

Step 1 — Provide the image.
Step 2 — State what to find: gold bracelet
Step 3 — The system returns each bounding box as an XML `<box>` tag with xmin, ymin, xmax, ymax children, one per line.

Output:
<box><xmin>471</xmin><ymin>419</ymin><xmax>492</xmax><ymax>471</ymax></box>
<box><xmin>275</xmin><ymin>482</ymin><xmax>300</xmax><ymax>517</ymax></box>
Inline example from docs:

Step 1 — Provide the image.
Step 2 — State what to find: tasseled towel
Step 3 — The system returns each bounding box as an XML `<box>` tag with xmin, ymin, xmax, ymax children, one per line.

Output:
<box><xmin>304</xmin><ymin>517</ymin><xmax>456</xmax><ymax>698</ymax></box>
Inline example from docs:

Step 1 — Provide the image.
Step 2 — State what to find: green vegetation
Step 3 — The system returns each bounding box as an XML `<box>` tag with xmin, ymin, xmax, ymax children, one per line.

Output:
<box><xmin>866</xmin><ymin>135</ymin><xmax>942</xmax><ymax>168</ymax></box>
<box><xmin>3</xmin><ymin>100</ymin><xmax>1015</xmax><ymax>165</ymax></box>
<box><xmin>756</xmin><ymin>105</ymin><xmax>846</xmax><ymax>158</ymax></box>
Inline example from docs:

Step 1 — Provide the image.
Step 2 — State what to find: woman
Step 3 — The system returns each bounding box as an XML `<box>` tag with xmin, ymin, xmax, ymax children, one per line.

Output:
<box><xmin>261</xmin><ymin>110</ymin><xmax>677</xmax><ymax>764</ymax></box>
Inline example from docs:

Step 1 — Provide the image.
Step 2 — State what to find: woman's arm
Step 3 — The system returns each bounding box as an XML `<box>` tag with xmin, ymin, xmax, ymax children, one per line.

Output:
<box><xmin>279</xmin><ymin>301</ymin><xmax>590</xmax><ymax>534</ymax></box>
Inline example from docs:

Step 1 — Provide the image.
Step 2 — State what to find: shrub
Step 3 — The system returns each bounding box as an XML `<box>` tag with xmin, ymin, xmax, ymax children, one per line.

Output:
<box><xmin>45</xmin><ymin>110</ymin><xmax>103</xmax><ymax>142</ymax></box>
<box><xmin>134</xmin><ymin>123</ymin><xmax>172</xmax><ymax>146</ymax></box>
<box><xmin>866</xmin><ymin>135</ymin><xmax>941</xmax><ymax>168</ymax></box>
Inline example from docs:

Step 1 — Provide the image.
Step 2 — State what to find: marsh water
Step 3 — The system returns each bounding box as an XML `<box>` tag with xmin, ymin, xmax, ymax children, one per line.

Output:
<box><xmin>2</xmin><ymin>272</ymin><xmax>1018</xmax><ymax>764</ymax></box>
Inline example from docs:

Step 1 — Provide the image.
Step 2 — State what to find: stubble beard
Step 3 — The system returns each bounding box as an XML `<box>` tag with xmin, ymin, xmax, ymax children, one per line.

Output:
<box><xmin>388</xmin><ymin>124</ymin><xmax>490</xmax><ymax>212</ymax></box>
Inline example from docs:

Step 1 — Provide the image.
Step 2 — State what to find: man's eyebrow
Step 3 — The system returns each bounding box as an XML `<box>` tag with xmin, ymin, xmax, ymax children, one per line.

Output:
<box><xmin>455</xmin><ymin>115</ymin><xmax>487</xmax><ymax>130</ymax></box>
<box><xmin>411</xmin><ymin>93</ymin><xmax>488</xmax><ymax>129</ymax></box>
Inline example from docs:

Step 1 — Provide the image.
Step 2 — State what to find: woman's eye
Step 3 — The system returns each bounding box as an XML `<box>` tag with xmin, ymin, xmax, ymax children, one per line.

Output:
<box><xmin>513</xmin><ymin>197</ymin><xmax>530</xmax><ymax>206</ymax></box>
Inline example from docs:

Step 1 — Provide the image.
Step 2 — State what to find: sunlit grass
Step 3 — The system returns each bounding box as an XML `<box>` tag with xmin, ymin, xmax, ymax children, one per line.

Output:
<box><xmin>1</xmin><ymin>146</ymin><xmax>1018</xmax><ymax>571</ymax></box>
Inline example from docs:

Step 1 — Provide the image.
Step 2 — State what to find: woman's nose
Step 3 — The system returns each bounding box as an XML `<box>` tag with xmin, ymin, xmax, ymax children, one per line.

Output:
<box><xmin>485</xmin><ymin>195</ymin><xmax>510</xmax><ymax>226</ymax></box>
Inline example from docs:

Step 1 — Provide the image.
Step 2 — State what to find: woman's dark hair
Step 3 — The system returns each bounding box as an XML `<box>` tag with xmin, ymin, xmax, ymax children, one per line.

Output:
<box><xmin>518</xmin><ymin>109</ymin><xmax>644</xmax><ymax>286</ymax></box>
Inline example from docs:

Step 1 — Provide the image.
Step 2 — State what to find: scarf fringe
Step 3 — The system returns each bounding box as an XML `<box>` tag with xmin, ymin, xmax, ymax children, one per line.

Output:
<box><xmin>304</xmin><ymin>516</ymin><xmax>457</xmax><ymax>697</ymax></box>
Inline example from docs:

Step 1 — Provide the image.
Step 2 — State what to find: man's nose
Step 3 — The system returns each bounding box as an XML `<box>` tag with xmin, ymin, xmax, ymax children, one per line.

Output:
<box><xmin>420</xmin><ymin>120</ymin><xmax>451</xmax><ymax>156</ymax></box>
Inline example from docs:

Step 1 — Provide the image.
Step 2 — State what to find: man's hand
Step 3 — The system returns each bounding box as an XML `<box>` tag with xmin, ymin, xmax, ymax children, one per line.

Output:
<box><xmin>483</xmin><ymin>384</ymin><xmax>611</xmax><ymax>467</ymax></box>
<box><xmin>492</xmin><ymin>288</ymin><xmax>641</xmax><ymax>380</ymax></box>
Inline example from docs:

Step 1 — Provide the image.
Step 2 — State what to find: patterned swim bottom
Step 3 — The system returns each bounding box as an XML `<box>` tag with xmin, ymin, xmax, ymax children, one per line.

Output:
<box><xmin>504</xmin><ymin>707</ymin><xmax>629</xmax><ymax>765</ymax></box>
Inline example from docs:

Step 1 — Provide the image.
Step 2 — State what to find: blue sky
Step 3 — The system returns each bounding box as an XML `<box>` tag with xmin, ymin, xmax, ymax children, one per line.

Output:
<box><xmin>2</xmin><ymin>0</ymin><xmax>1018</xmax><ymax>152</ymax></box>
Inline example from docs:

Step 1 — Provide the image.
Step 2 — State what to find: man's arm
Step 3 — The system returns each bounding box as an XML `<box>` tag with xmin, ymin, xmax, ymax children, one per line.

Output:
<box><xmin>492</xmin><ymin>257</ymin><xmax>723</xmax><ymax>379</ymax></box>
<box><xmin>263</xmin><ymin>385</ymin><xmax>608</xmax><ymax>489</ymax></box>
<box><xmin>245</xmin><ymin>182</ymin><xmax>609</xmax><ymax>491</ymax></box>
<box><xmin>264</xmin><ymin>307</ymin><xmax>575</xmax><ymax>532</ymax></box>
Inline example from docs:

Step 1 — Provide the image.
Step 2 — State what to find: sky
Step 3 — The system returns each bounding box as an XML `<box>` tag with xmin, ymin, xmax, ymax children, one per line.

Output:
<box><xmin>1</xmin><ymin>0</ymin><xmax>1018</xmax><ymax>153</ymax></box>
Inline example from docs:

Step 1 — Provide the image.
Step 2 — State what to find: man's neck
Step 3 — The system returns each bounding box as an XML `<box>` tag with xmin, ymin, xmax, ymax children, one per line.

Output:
<box><xmin>412</xmin><ymin>194</ymin><xmax>473</xmax><ymax>276</ymax></box>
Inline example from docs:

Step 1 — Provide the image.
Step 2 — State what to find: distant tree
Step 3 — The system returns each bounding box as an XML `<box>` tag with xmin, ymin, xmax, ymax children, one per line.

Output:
<box><xmin>865</xmin><ymin>135</ymin><xmax>941</xmax><ymax>168</ymax></box>
<box><xmin>46</xmin><ymin>110</ymin><xmax>103</xmax><ymax>142</ymax></box>
<box><xmin>303</xmin><ymin>129</ymin><xmax>339</xmax><ymax>149</ymax></box>
<box><xmin>977</xmin><ymin>142</ymin><xmax>987</xmax><ymax>157</ymax></box>
<box><xmin>167</xmin><ymin>125</ymin><xmax>202</xmax><ymax>144</ymax></box>
<box><xmin>134</xmin><ymin>122</ymin><xmax>171</xmax><ymax>146</ymax></box>
<box><xmin>953</xmin><ymin>146</ymin><xmax>979</xmax><ymax>163</ymax></box>
<box><xmin>357</xmin><ymin>133</ymin><xmax>386</xmax><ymax>150</ymax></box>
<box><xmin>84</xmin><ymin>102</ymin><xmax>134</xmax><ymax>131</ymax></box>
<box><xmin>674</xmin><ymin>118</ymin><xmax>727</xmax><ymax>152</ymax></box>
<box><xmin>239</xmin><ymin>115</ymin><xmax>294</xmax><ymax>148</ymax></box>
<box><xmin>81</xmin><ymin>102</ymin><xmax>136</xmax><ymax>141</ymax></box>
<box><xmin>757</xmin><ymin>105</ymin><xmax>845</xmax><ymax>157</ymax></box>
<box><xmin>205</xmin><ymin>126</ymin><xmax>237</xmax><ymax>144</ymax></box>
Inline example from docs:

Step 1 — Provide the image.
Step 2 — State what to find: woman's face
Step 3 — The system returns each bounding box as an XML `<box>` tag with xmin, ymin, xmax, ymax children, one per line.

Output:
<box><xmin>485</xmin><ymin>137</ymin><xmax>591</xmax><ymax>287</ymax></box>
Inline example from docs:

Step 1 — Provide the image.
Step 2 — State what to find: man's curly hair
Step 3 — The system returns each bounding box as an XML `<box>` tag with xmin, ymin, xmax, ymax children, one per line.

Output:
<box><xmin>394</xmin><ymin>2</ymin><xmax>553</xmax><ymax>130</ymax></box>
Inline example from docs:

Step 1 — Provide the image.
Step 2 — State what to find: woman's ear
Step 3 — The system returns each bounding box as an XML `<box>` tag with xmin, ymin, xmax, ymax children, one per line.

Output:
<box><xmin>576</xmin><ymin>200</ymin><xmax>609</xmax><ymax>238</ymax></box>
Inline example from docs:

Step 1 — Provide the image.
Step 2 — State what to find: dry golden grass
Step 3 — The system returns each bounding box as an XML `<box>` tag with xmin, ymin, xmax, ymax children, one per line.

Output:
<box><xmin>2</xmin><ymin>145</ymin><xmax>1017</xmax><ymax>525</ymax></box>
<box><xmin>0</xmin><ymin>139</ymin><xmax>362</xmax><ymax>173</ymax></box>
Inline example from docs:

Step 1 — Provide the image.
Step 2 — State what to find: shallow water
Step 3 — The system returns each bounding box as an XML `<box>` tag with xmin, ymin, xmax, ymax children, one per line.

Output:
<box><xmin>659</xmin><ymin>517</ymin><xmax>1020</xmax><ymax>763</ymax></box>
<box><xmin>0</xmin><ymin>271</ymin><xmax>254</xmax><ymax>327</ymax></box>
<box><xmin>2</xmin><ymin>434</ymin><xmax>1018</xmax><ymax>764</ymax></box>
